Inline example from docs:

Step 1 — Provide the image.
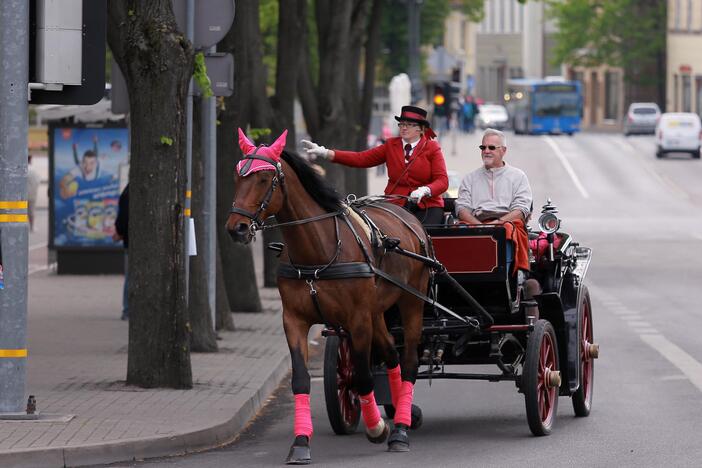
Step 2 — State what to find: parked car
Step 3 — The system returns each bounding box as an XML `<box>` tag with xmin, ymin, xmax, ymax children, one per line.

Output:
<box><xmin>623</xmin><ymin>102</ymin><xmax>660</xmax><ymax>135</ymax></box>
<box><xmin>655</xmin><ymin>112</ymin><xmax>701</xmax><ymax>159</ymax></box>
<box><xmin>476</xmin><ymin>104</ymin><xmax>509</xmax><ymax>130</ymax></box>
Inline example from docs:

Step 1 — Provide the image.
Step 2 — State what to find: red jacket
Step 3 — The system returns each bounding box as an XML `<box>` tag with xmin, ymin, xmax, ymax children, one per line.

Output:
<box><xmin>333</xmin><ymin>136</ymin><xmax>449</xmax><ymax>209</ymax></box>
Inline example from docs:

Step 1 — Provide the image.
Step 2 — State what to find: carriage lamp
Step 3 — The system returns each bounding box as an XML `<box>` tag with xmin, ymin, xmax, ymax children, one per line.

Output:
<box><xmin>538</xmin><ymin>212</ymin><xmax>560</xmax><ymax>234</ymax></box>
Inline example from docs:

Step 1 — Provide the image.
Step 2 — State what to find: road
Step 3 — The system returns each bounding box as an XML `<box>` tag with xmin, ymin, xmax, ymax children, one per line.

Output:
<box><xmin>98</xmin><ymin>131</ymin><xmax>702</xmax><ymax>467</ymax></box>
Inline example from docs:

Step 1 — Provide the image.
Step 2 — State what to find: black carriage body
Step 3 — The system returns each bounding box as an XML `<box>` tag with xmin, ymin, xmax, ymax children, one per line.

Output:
<box><xmin>378</xmin><ymin>223</ymin><xmax>591</xmax><ymax>396</ymax></box>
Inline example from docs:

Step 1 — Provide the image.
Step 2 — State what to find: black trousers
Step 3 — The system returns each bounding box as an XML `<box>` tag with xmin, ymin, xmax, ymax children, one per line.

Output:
<box><xmin>408</xmin><ymin>206</ymin><xmax>444</xmax><ymax>226</ymax></box>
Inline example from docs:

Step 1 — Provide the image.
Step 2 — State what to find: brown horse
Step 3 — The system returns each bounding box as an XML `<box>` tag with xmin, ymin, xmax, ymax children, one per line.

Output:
<box><xmin>226</xmin><ymin>129</ymin><xmax>431</xmax><ymax>464</ymax></box>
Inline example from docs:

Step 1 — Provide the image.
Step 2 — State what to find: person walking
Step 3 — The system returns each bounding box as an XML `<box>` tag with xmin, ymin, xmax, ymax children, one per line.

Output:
<box><xmin>112</xmin><ymin>184</ymin><xmax>129</xmax><ymax>320</ymax></box>
<box><xmin>301</xmin><ymin>105</ymin><xmax>449</xmax><ymax>226</ymax></box>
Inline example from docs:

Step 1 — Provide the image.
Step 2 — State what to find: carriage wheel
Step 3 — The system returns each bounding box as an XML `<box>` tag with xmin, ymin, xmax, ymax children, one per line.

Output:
<box><xmin>572</xmin><ymin>287</ymin><xmax>595</xmax><ymax>417</ymax></box>
<box><xmin>323</xmin><ymin>336</ymin><xmax>360</xmax><ymax>435</ymax></box>
<box><xmin>382</xmin><ymin>404</ymin><xmax>423</xmax><ymax>430</ymax></box>
<box><xmin>523</xmin><ymin>319</ymin><xmax>560</xmax><ymax>436</ymax></box>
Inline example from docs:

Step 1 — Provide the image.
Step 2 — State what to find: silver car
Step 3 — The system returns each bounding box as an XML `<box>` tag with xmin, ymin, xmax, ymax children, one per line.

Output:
<box><xmin>624</xmin><ymin>102</ymin><xmax>661</xmax><ymax>135</ymax></box>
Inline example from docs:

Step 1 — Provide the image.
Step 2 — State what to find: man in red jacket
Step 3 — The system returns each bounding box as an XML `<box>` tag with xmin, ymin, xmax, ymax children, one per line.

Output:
<box><xmin>302</xmin><ymin>105</ymin><xmax>449</xmax><ymax>225</ymax></box>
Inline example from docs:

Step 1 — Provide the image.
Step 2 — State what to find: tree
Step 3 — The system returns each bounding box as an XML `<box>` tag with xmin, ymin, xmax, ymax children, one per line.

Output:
<box><xmin>546</xmin><ymin>0</ymin><xmax>667</xmax><ymax>105</ymax></box>
<box><xmin>107</xmin><ymin>1</ymin><xmax>193</xmax><ymax>388</ymax></box>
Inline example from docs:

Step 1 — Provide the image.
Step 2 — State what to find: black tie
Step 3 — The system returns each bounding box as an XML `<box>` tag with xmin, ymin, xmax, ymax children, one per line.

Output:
<box><xmin>404</xmin><ymin>143</ymin><xmax>412</xmax><ymax>162</ymax></box>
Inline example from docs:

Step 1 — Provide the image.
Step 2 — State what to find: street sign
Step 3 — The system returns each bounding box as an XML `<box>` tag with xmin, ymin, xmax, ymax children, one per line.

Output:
<box><xmin>172</xmin><ymin>0</ymin><xmax>235</xmax><ymax>50</ymax></box>
<box><xmin>193</xmin><ymin>53</ymin><xmax>234</xmax><ymax>97</ymax></box>
<box><xmin>29</xmin><ymin>0</ymin><xmax>107</xmax><ymax>105</ymax></box>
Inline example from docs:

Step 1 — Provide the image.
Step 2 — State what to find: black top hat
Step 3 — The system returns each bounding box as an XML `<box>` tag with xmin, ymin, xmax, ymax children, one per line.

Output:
<box><xmin>395</xmin><ymin>105</ymin><xmax>430</xmax><ymax>127</ymax></box>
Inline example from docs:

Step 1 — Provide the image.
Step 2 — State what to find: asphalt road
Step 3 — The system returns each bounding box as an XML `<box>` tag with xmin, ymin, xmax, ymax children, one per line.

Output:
<box><xmin>101</xmin><ymin>130</ymin><xmax>702</xmax><ymax>467</ymax></box>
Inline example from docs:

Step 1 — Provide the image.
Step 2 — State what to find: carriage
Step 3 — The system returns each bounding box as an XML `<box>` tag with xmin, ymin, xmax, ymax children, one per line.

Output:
<box><xmin>226</xmin><ymin>134</ymin><xmax>597</xmax><ymax>463</ymax></box>
<box><xmin>322</xmin><ymin>198</ymin><xmax>597</xmax><ymax>437</ymax></box>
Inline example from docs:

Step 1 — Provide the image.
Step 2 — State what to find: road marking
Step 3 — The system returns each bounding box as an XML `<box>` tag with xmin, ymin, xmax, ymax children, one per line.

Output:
<box><xmin>542</xmin><ymin>136</ymin><xmax>589</xmax><ymax>199</ymax></box>
<box><xmin>626</xmin><ymin>320</ymin><xmax>652</xmax><ymax>328</ymax></box>
<box><xmin>640</xmin><ymin>333</ymin><xmax>702</xmax><ymax>392</ymax></box>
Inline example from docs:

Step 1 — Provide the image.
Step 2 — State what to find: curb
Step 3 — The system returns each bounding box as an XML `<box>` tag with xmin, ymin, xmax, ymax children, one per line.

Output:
<box><xmin>1</xmin><ymin>354</ymin><xmax>291</xmax><ymax>468</ymax></box>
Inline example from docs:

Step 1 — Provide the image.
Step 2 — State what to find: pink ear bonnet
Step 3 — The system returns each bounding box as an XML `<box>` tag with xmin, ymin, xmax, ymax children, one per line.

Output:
<box><xmin>236</xmin><ymin>129</ymin><xmax>288</xmax><ymax>176</ymax></box>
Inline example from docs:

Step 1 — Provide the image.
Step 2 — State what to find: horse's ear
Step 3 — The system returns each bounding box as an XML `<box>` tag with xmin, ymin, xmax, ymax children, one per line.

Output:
<box><xmin>237</xmin><ymin>128</ymin><xmax>256</xmax><ymax>155</ymax></box>
<box><xmin>269</xmin><ymin>129</ymin><xmax>288</xmax><ymax>161</ymax></box>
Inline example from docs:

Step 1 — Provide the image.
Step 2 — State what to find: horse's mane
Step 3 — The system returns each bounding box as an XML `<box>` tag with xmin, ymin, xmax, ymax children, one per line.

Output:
<box><xmin>280</xmin><ymin>150</ymin><xmax>344</xmax><ymax>213</ymax></box>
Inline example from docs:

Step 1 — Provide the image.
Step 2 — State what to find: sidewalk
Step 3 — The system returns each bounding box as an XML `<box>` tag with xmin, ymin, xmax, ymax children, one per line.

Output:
<box><xmin>1</xmin><ymin>262</ymin><xmax>291</xmax><ymax>467</ymax></box>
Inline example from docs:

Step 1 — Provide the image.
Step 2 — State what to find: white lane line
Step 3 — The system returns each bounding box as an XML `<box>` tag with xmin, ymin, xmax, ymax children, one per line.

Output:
<box><xmin>29</xmin><ymin>242</ymin><xmax>48</xmax><ymax>252</ymax></box>
<box><xmin>640</xmin><ymin>333</ymin><xmax>702</xmax><ymax>392</ymax></box>
<box><xmin>626</xmin><ymin>320</ymin><xmax>652</xmax><ymax>328</ymax></box>
<box><xmin>542</xmin><ymin>136</ymin><xmax>589</xmax><ymax>199</ymax></box>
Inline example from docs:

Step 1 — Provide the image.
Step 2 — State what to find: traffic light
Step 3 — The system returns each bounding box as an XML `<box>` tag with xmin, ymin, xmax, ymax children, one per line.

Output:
<box><xmin>433</xmin><ymin>85</ymin><xmax>447</xmax><ymax>116</ymax></box>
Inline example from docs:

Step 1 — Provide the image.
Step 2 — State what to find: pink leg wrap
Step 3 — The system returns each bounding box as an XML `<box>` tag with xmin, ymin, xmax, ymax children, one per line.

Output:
<box><xmin>394</xmin><ymin>381</ymin><xmax>414</xmax><ymax>427</ymax></box>
<box><xmin>359</xmin><ymin>391</ymin><xmax>382</xmax><ymax>429</ymax></box>
<box><xmin>294</xmin><ymin>394</ymin><xmax>313</xmax><ymax>438</ymax></box>
<box><xmin>387</xmin><ymin>365</ymin><xmax>402</xmax><ymax>408</ymax></box>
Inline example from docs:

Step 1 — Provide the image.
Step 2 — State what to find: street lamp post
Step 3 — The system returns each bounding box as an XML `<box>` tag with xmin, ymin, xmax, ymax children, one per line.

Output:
<box><xmin>407</xmin><ymin>0</ymin><xmax>423</xmax><ymax>104</ymax></box>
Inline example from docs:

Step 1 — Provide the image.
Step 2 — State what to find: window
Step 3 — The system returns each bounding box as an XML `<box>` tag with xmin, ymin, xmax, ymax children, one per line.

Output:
<box><xmin>686</xmin><ymin>0</ymin><xmax>692</xmax><ymax>31</ymax></box>
<box><xmin>674</xmin><ymin>0</ymin><xmax>680</xmax><ymax>30</ymax></box>
<box><xmin>695</xmin><ymin>77</ymin><xmax>702</xmax><ymax>117</ymax></box>
<box><xmin>604</xmin><ymin>71</ymin><xmax>620</xmax><ymax>120</ymax></box>
<box><xmin>674</xmin><ymin>74</ymin><xmax>679</xmax><ymax>112</ymax></box>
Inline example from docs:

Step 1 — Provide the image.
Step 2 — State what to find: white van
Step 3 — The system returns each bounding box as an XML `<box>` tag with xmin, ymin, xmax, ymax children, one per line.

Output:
<box><xmin>655</xmin><ymin>112</ymin><xmax>701</xmax><ymax>159</ymax></box>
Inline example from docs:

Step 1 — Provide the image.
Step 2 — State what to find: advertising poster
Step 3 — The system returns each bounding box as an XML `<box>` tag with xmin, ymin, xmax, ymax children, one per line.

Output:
<box><xmin>52</xmin><ymin>127</ymin><xmax>129</xmax><ymax>248</ymax></box>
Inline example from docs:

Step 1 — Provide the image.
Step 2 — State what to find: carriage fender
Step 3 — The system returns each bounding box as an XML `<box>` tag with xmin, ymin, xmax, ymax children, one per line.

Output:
<box><xmin>534</xmin><ymin>292</ymin><xmax>578</xmax><ymax>394</ymax></box>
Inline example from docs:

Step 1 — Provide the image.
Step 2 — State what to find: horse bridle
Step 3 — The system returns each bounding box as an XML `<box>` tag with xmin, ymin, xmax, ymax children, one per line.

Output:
<box><xmin>229</xmin><ymin>146</ymin><xmax>286</xmax><ymax>231</ymax></box>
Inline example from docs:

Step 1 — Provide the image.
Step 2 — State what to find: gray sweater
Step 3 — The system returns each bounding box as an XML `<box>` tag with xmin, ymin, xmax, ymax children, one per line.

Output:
<box><xmin>455</xmin><ymin>163</ymin><xmax>532</xmax><ymax>220</ymax></box>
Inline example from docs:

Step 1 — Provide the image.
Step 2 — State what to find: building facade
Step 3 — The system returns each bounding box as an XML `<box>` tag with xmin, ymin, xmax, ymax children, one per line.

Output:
<box><xmin>667</xmin><ymin>0</ymin><xmax>702</xmax><ymax>115</ymax></box>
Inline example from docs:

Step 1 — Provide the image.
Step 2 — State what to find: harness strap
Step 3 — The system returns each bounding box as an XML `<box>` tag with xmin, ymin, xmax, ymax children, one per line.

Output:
<box><xmin>278</xmin><ymin>262</ymin><xmax>374</xmax><ymax>280</ymax></box>
<box><xmin>363</xmin><ymin>203</ymin><xmax>427</xmax><ymax>254</ymax></box>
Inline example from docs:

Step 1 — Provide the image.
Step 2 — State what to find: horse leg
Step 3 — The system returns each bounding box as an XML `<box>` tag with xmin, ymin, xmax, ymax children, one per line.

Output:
<box><xmin>282</xmin><ymin>309</ymin><xmax>313</xmax><ymax>465</ymax></box>
<box><xmin>388</xmin><ymin>295</ymin><xmax>424</xmax><ymax>452</ymax></box>
<box><xmin>372</xmin><ymin>313</ymin><xmax>402</xmax><ymax>409</ymax></box>
<box><xmin>348</xmin><ymin>323</ymin><xmax>390</xmax><ymax>444</ymax></box>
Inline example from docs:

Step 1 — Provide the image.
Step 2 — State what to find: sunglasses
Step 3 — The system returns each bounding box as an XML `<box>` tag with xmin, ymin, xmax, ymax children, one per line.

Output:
<box><xmin>479</xmin><ymin>145</ymin><xmax>503</xmax><ymax>151</ymax></box>
<box><xmin>398</xmin><ymin>122</ymin><xmax>420</xmax><ymax>129</ymax></box>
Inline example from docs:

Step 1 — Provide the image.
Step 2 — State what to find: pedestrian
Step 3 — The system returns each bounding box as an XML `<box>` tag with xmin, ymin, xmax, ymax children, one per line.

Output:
<box><xmin>301</xmin><ymin>105</ymin><xmax>449</xmax><ymax>226</ymax></box>
<box><xmin>112</xmin><ymin>184</ymin><xmax>129</xmax><ymax>320</ymax></box>
<box><xmin>27</xmin><ymin>154</ymin><xmax>41</xmax><ymax>232</ymax></box>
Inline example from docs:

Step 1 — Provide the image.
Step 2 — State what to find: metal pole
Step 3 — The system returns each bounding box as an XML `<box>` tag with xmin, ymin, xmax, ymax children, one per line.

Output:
<box><xmin>408</xmin><ymin>0</ymin><xmax>422</xmax><ymax>104</ymax></box>
<box><xmin>0</xmin><ymin>0</ymin><xmax>30</xmax><ymax>416</ymax></box>
<box><xmin>201</xmin><ymin>47</ymin><xmax>216</xmax><ymax>330</ymax></box>
<box><xmin>184</xmin><ymin>0</ymin><xmax>194</xmax><ymax>303</ymax></box>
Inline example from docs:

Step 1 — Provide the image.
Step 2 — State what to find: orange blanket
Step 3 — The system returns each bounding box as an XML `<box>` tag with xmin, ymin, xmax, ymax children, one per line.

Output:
<box><xmin>502</xmin><ymin>219</ymin><xmax>530</xmax><ymax>273</ymax></box>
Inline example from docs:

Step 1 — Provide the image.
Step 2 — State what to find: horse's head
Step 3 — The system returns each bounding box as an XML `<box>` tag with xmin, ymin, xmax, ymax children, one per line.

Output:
<box><xmin>226</xmin><ymin>128</ymin><xmax>288</xmax><ymax>244</ymax></box>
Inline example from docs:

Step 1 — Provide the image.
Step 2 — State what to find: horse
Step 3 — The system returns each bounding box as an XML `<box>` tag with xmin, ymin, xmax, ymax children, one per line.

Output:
<box><xmin>226</xmin><ymin>129</ymin><xmax>433</xmax><ymax>464</ymax></box>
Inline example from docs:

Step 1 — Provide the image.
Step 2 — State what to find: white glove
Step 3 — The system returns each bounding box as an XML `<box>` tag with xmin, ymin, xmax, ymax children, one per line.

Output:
<box><xmin>409</xmin><ymin>186</ymin><xmax>431</xmax><ymax>202</ymax></box>
<box><xmin>301</xmin><ymin>140</ymin><xmax>331</xmax><ymax>160</ymax></box>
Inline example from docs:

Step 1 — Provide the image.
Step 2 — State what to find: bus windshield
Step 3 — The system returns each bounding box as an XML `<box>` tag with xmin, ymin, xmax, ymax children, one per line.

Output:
<box><xmin>533</xmin><ymin>91</ymin><xmax>580</xmax><ymax>117</ymax></box>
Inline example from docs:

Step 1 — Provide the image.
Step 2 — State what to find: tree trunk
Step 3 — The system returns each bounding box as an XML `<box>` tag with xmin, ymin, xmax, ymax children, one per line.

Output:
<box><xmin>107</xmin><ymin>1</ymin><xmax>192</xmax><ymax>388</ymax></box>
<box><xmin>216</xmin><ymin>0</ymin><xmax>263</xmax><ymax>312</ymax></box>
<box><xmin>189</xmin><ymin>100</ymin><xmax>218</xmax><ymax>352</ymax></box>
<box><xmin>215</xmin><ymin>242</ymin><xmax>235</xmax><ymax>331</ymax></box>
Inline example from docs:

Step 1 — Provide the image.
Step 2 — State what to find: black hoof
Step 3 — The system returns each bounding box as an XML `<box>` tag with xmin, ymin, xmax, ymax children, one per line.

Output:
<box><xmin>366</xmin><ymin>420</ymin><xmax>389</xmax><ymax>444</ymax></box>
<box><xmin>285</xmin><ymin>436</ymin><xmax>311</xmax><ymax>465</ymax></box>
<box><xmin>387</xmin><ymin>424</ymin><xmax>410</xmax><ymax>452</ymax></box>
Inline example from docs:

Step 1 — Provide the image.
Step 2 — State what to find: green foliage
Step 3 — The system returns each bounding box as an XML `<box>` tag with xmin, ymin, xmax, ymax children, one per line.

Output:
<box><xmin>249</xmin><ymin>127</ymin><xmax>272</xmax><ymax>143</ymax></box>
<box><xmin>260</xmin><ymin>0</ymin><xmax>279</xmax><ymax>91</ymax></box>
<box><xmin>193</xmin><ymin>52</ymin><xmax>213</xmax><ymax>98</ymax></box>
<box><xmin>160</xmin><ymin>136</ymin><xmax>173</xmax><ymax>146</ymax></box>
<box><xmin>378</xmin><ymin>0</ymin><xmax>484</xmax><ymax>82</ymax></box>
<box><xmin>546</xmin><ymin>0</ymin><xmax>666</xmax><ymax>86</ymax></box>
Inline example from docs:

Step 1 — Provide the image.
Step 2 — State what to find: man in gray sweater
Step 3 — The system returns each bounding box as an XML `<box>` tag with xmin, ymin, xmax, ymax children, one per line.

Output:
<box><xmin>455</xmin><ymin>128</ymin><xmax>532</xmax><ymax>225</ymax></box>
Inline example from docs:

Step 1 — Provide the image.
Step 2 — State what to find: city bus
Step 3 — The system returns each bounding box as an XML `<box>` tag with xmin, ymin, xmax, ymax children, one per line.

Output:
<box><xmin>505</xmin><ymin>79</ymin><xmax>582</xmax><ymax>135</ymax></box>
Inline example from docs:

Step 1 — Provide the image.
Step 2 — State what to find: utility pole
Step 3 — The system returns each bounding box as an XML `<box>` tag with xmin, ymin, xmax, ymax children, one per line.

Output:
<box><xmin>407</xmin><ymin>0</ymin><xmax>423</xmax><ymax>104</ymax></box>
<box><xmin>184</xmin><ymin>0</ymin><xmax>195</xmax><ymax>301</ymax></box>
<box><xmin>0</xmin><ymin>0</ymin><xmax>30</xmax><ymax>416</ymax></box>
<box><xmin>201</xmin><ymin>46</ymin><xmax>217</xmax><ymax>330</ymax></box>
